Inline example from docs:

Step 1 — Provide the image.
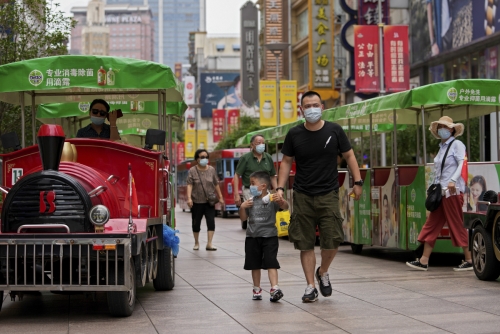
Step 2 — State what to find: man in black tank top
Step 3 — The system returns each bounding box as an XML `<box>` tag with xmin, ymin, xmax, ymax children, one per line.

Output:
<box><xmin>276</xmin><ymin>91</ymin><xmax>363</xmax><ymax>303</ymax></box>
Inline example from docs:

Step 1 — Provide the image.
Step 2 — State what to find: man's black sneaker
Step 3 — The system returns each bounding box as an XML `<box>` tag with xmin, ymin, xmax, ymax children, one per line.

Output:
<box><xmin>453</xmin><ymin>260</ymin><xmax>473</xmax><ymax>272</ymax></box>
<box><xmin>315</xmin><ymin>267</ymin><xmax>332</xmax><ymax>297</ymax></box>
<box><xmin>302</xmin><ymin>285</ymin><xmax>318</xmax><ymax>303</ymax></box>
<box><xmin>406</xmin><ymin>259</ymin><xmax>428</xmax><ymax>271</ymax></box>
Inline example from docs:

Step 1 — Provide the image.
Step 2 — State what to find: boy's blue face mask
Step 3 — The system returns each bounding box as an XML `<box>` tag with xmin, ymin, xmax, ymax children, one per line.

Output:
<box><xmin>249</xmin><ymin>185</ymin><xmax>262</xmax><ymax>197</ymax></box>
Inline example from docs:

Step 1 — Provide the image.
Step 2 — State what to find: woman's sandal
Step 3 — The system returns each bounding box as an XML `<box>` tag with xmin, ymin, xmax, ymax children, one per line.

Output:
<box><xmin>193</xmin><ymin>244</ymin><xmax>199</xmax><ymax>250</ymax></box>
<box><xmin>206</xmin><ymin>246</ymin><xmax>217</xmax><ymax>251</ymax></box>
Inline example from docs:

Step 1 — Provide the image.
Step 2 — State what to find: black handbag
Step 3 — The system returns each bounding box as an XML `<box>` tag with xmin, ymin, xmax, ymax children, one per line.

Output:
<box><xmin>196</xmin><ymin>167</ymin><xmax>218</xmax><ymax>206</ymax></box>
<box><xmin>425</xmin><ymin>140</ymin><xmax>455</xmax><ymax>212</ymax></box>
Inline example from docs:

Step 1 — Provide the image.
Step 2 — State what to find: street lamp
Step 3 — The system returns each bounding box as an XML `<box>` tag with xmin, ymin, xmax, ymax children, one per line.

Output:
<box><xmin>264</xmin><ymin>42</ymin><xmax>290</xmax><ymax>127</ymax></box>
<box><xmin>215</xmin><ymin>81</ymin><xmax>234</xmax><ymax>136</ymax></box>
<box><xmin>189</xmin><ymin>103</ymin><xmax>203</xmax><ymax>150</ymax></box>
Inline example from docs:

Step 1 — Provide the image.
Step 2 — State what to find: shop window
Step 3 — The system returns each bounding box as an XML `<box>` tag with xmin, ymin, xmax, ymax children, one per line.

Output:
<box><xmin>298</xmin><ymin>54</ymin><xmax>309</xmax><ymax>86</ymax></box>
<box><xmin>296</xmin><ymin>9</ymin><xmax>308</xmax><ymax>42</ymax></box>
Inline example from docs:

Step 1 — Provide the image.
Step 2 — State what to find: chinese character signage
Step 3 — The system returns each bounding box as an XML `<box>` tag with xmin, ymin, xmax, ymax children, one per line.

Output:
<box><xmin>279</xmin><ymin>80</ymin><xmax>298</xmax><ymax>124</ymax></box>
<box><xmin>354</xmin><ymin>25</ymin><xmax>380</xmax><ymax>93</ymax></box>
<box><xmin>197</xmin><ymin>130</ymin><xmax>208</xmax><ymax>151</ymax></box>
<box><xmin>177</xmin><ymin>142</ymin><xmax>185</xmax><ymax>164</ymax></box>
<box><xmin>200</xmin><ymin>72</ymin><xmax>240</xmax><ymax>117</ymax></box>
<box><xmin>383</xmin><ymin>25</ymin><xmax>409</xmax><ymax>93</ymax></box>
<box><xmin>240</xmin><ymin>1</ymin><xmax>259</xmax><ymax>106</ymax></box>
<box><xmin>264</xmin><ymin>0</ymin><xmax>283</xmax><ymax>80</ymax></box>
<box><xmin>212</xmin><ymin>109</ymin><xmax>225</xmax><ymax>142</ymax></box>
<box><xmin>259</xmin><ymin>81</ymin><xmax>277</xmax><ymax>126</ymax></box>
<box><xmin>358</xmin><ymin>0</ymin><xmax>389</xmax><ymax>25</ymax></box>
<box><xmin>185</xmin><ymin>130</ymin><xmax>196</xmax><ymax>159</ymax></box>
<box><xmin>183</xmin><ymin>76</ymin><xmax>195</xmax><ymax>105</ymax></box>
<box><xmin>228</xmin><ymin>109</ymin><xmax>240</xmax><ymax>133</ymax></box>
<box><xmin>309</xmin><ymin>0</ymin><xmax>334</xmax><ymax>90</ymax></box>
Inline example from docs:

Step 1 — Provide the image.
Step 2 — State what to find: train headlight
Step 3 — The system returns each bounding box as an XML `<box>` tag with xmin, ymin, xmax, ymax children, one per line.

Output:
<box><xmin>89</xmin><ymin>205</ymin><xmax>110</xmax><ymax>227</ymax></box>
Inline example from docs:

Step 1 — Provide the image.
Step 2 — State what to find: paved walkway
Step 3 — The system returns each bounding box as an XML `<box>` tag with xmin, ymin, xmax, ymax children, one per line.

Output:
<box><xmin>2</xmin><ymin>208</ymin><xmax>500</xmax><ymax>333</ymax></box>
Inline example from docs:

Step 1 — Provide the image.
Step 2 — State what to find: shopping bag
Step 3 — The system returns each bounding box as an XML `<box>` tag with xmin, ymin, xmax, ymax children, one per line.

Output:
<box><xmin>275</xmin><ymin>210</ymin><xmax>290</xmax><ymax>237</ymax></box>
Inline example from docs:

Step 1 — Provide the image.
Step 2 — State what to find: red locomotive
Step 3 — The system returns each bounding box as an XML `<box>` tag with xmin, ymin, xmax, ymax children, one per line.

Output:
<box><xmin>0</xmin><ymin>125</ymin><xmax>175</xmax><ymax>317</ymax></box>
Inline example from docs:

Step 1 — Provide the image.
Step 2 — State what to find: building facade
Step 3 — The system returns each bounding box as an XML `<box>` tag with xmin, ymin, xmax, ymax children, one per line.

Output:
<box><xmin>71</xmin><ymin>3</ymin><xmax>154</xmax><ymax>61</ymax></box>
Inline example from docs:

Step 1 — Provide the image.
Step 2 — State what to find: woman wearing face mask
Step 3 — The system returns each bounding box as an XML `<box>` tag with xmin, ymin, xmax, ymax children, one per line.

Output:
<box><xmin>233</xmin><ymin>134</ymin><xmax>278</xmax><ymax>229</ymax></box>
<box><xmin>76</xmin><ymin>99</ymin><xmax>121</xmax><ymax>140</ymax></box>
<box><xmin>187</xmin><ymin>149</ymin><xmax>224</xmax><ymax>250</ymax></box>
<box><xmin>407</xmin><ymin>116</ymin><xmax>472</xmax><ymax>272</ymax></box>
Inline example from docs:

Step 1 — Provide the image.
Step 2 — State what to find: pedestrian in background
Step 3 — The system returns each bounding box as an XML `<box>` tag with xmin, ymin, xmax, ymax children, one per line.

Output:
<box><xmin>276</xmin><ymin>90</ymin><xmax>363</xmax><ymax>303</ymax></box>
<box><xmin>406</xmin><ymin>116</ymin><xmax>472</xmax><ymax>271</ymax></box>
<box><xmin>240</xmin><ymin>171</ymin><xmax>289</xmax><ymax>302</ymax></box>
<box><xmin>234</xmin><ymin>134</ymin><xmax>278</xmax><ymax>229</ymax></box>
<box><xmin>187</xmin><ymin>149</ymin><xmax>224</xmax><ymax>251</ymax></box>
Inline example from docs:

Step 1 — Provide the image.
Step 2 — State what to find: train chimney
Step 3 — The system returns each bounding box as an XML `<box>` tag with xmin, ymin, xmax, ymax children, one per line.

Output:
<box><xmin>37</xmin><ymin>124</ymin><xmax>65</xmax><ymax>171</ymax></box>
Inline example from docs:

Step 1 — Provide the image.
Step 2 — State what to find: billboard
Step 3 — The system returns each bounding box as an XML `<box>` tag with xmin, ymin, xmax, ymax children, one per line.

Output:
<box><xmin>259</xmin><ymin>81</ymin><xmax>277</xmax><ymax>126</ymax></box>
<box><xmin>240</xmin><ymin>1</ymin><xmax>259</xmax><ymax>106</ymax></box>
<box><xmin>410</xmin><ymin>0</ymin><xmax>497</xmax><ymax>65</ymax></box>
<box><xmin>354</xmin><ymin>25</ymin><xmax>380</xmax><ymax>93</ymax></box>
<box><xmin>383</xmin><ymin>25</ymin><xmax>409</xmax><ymax>92</ymax></box>
<box><xmin>200</xmin><ymin>72</ymin><xmax>240</xmax><ymax>118</ymax></box>
<box><xmin>279</xmin><ymin>80</ymin><xmax>298</xmax><ymax>124</ymax></box>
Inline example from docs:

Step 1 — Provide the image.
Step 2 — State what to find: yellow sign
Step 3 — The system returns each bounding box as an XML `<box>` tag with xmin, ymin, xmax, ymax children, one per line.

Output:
<box><xmin>309</xmin><ymin>0</ymin><xmax>334</xmax><ymax>91</ymax></box>
<box><xmin>279</xmin><ymin>80</ymin><xmax>297</xmax><ymax>124</ymax></box>
<box><xmin>197</xmin><ymin>130</ymin><xmax>208</xmax><ymax>151</ymax></box>
<box><xmin>185</xmin><ymin>130</ymin><xmax>196</xmax><ymax>159</ymax></box>
<box><xmin>259</xmin><ymin>80</ymin><xmax>277</xmax><ymax>126</ymax></box>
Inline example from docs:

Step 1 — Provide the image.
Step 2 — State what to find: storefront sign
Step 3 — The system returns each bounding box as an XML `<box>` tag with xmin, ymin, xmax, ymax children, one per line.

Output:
<box><xmin>200</xmin><ymin>72</ymin><xmax>240</xmax><ymax>118</ymax></box>
<box><xmin>264</xmin><ymin>0</ymin><xmax>283</xmax><ymax>80</ymax></box>
<box><xmin>354</xmin><ymin>25</ymin><xmax>380</xmax><ymax>93</ymax></box>
<box><xmin>240</xmin><ymin>2</ymin><xmax>259</xmax><ymax>106</ymax></box>
<box><xmin>309</xmin><ymin>0</ymin><xmax>334</xmax><ymax>90</ymax></box>
<box><xmin>212</xmin><ymin>109</ymin><xmax>225</xmax><ymax>142</ymax></box>
<box><xmin>279</xmin><ymin>80</ymin><xmax>297</xmax><ymax>124</ymax></box>
<box><xmin>383</xmin><ymin>25</ymin><xmax>409</xmax><ymax>92</ymax></box>
<box><xmin>358</xmin><ymin>0</ymin><xmax>390</xmax><ymax>25</ymax></box>
<box><xmin>227</xmin><ymin>109</ymin><xmax>240</xmax><ymax>133</ymax></box>
<box><xmin>259</xmin><ymin>81</ymin><xmax>277</xmax><ymax>126</ymax></box>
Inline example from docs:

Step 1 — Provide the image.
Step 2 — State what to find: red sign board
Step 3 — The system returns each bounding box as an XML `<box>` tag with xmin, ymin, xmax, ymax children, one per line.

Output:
<box><xmin>177</xmin><ymin>142</ymin><xmax>185</xmax><ymax>164</ymax></box>
<box><xmin>212</xmin><ymin>109</ymin><xmax>225</xmax><ymax>142</ymax></box>
<box><xmin>354</xmin><ymin>25</ymin><xmax>380</xmax><ymax>93</ymax></box>
<box><xmin>383</xmin><ymin>25</ymin><xmax>409</xmax><ymax>93</ymax></box>
<box><xmin>358</xmin><ymin>0</ymin><xmax>390</xmax><ymax>25</ymax></box>
<box><xmin>227</xmin><ymin>109</ymin><xmax>239</xmax><ymax>133</ymax></box>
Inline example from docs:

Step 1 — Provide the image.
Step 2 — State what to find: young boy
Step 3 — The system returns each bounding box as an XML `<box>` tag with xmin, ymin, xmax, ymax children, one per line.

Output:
<box><xmin>240</xmin><ymin>171</ymin><xmax>289</xmax><ymax>302</ymax></box>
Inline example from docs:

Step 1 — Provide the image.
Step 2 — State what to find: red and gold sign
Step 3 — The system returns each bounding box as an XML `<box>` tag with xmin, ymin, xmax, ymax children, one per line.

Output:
<box><xmin>354</xmin><ymin>25</ymin><xmax>380</xmax><ymax>93</ymax></box>
<box><xmin>383</xmin><ymin>25</ymin><xmax>409</xmax><ymax>93</ymax></box>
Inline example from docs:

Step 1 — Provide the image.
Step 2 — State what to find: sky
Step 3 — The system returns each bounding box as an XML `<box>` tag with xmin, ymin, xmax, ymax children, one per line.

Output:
<box><xmin>60</xmin><ymin>0</ymin><xmax>249</xmax><ymax>34</ymax></box>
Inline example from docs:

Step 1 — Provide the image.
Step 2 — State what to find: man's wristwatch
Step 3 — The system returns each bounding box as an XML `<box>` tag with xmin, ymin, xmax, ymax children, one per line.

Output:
<box><xmin>354</xmin><ymin>180</ymin><xmax>364</xmax><ymax>186</ymax></box>
<box><xmin>276</xmin><ymin>187</ymin><xmax>285</xmax><ymax>192</ymax></box>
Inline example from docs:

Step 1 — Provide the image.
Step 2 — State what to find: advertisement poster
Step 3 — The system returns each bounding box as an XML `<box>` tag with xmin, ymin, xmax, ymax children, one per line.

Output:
<box><xmin>259</xmin><ymin>81</ymin><xmax>277</xmax><ymax>126</ymax></box>
<box><xmin>184</xmin><ymin>130</ymin><xmax>196</xmax><ymax>159</ymax></box>
<box><xmin>197</xmin><ymin>130</ymin><xmax>208</xmax><ymax>151</ymax></box>
<box><xmin>200</xmin><ymin>73</ymin><xmax>240</xmax><ymax>118</ymax></box>
<box><xmin>383</xmin><ymin>25</ymin><xmax>409</xmax><ymax>93</ymax></box>
<box><xmin>183</xmin><ymin>76</ymin><xmax>195</xmax><ymax>105</ymax></box>
<box><xmin>279</xmin><ymin>80</ymin><xmax>298</xmax><ymax>124</ymax></box>
<box><xmin>355</xmin><ymin>170</ymin><xmax>372</xmax><ymax>245</ymax></box>
<box><xmin>177</xmin><ymin>142</ymin><xmax>185</xmax><ymax>164</ymax></box>
<box><xmin>212</xmin><ymin>109</ymin><xmax>225</xmax><ymax>142</ymax></box>
<box><xmin>354</xmin><ymin>25</ymin><xmax>380</xmax><ymax>93</ymax></box>
<box><xmin>406</xmin><ymin>167</ymin><xmax>426</xmax><ymax>250</ymax></box>
<box><xmin>371</xmin><ymin>187</ymin><xmax>381</xmax><ymax>246</ymax></box>
<box><xmin>358</xmin><ymin>0</ymin><xmax>390</xmax><ymax>25</ymax></box>
<box><xmin>339</xmin><ymin>171</ymin><xmax>353</xmax><ymax>243</ymax></box>
<box><xmin>409</xmin><ymin>0</ymin><xmax>498</xmax><ymax>65</ymax></box>
<box><xmin>227</xmin><ymin>109</ymin><xmax>240</xmax><ymax>133</ymax></box>
<box><xmin>380</xmin><ymin>169</ymin><xmax>397</xmax><ymax>248</ymax></box>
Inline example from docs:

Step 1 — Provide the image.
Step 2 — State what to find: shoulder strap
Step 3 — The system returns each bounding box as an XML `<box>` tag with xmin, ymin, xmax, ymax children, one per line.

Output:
<box><xmin>440</xmin><ymin>139</ymin><xmax>455</xmax><ymax>174</ymax></box>
<box><xmin>195</xmin><ymin>167</ymin><xmax>209</xmax><ymax>200</ymax></box>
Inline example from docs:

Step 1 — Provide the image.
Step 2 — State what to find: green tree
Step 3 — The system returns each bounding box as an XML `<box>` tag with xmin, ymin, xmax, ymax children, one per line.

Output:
<box><xmin>214</xmin><ymin>116</ymin><xmax>268</xmax><ymax>150</ymax></box>
<box><xmin>0</xmin><ymin>0</ymin><xmax>75</xmax><ymax>150</ymax></box>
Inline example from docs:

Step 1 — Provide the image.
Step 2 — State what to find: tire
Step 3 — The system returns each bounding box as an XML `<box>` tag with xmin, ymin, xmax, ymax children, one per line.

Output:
<box><xmin>0</xmin><ymin>291</ymin><xmax>3</xmax><ymax>312</ymax></box>
<box><xmin>146</xmin><ymin>229</ymin><xmax>158</xmax><ymax>282</ymax></box>
<box><xmin>153</xmin><ymin>247</ymin><xmax>175</xmax><ymax>291</ymax></box>
<box><xmin>351</xmin><ymin>244</ymin><xmax>363</xmax><ymax>254</ymax></box>
<box><xmin>241</xmin><ymin>220</ymin><xmax>247</xmax><ymax>230</ymax></box>
<box><xmin>107</xmin><ymin>258</ymin><xmax>136</xmax><ymax>317</ymax></box>
<box><xmin>472</xmin><ymin>225</ymin><xmax>500</xmax><ymax>281</ymax></box>
<box><xmin>135</xmin><ymin>243</ymin><xmax>147</xmax><ymax>287</ymax></box>
<box><xmin>222</xmin><ymin>210</ymin><xmax>229</xmax><ymax>218</ymax></box>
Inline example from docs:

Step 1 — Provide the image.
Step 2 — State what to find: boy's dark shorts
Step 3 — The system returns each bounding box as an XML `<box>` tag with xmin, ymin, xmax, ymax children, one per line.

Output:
<box><xmin>244</xmin><ymin>236</ymin><xmax>280</xmax><ymax>270</ymax></box>
<box><xmin>288</xmin><ymin>190</ymin><xmax>344</xmax><ymax>251</ymax></box>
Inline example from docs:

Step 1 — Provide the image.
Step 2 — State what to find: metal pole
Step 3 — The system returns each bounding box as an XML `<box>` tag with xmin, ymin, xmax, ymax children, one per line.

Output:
<box><xmin>195</xmin><ymin>107</ymin><xmax>198</xmax><ymax>150</ymax></box>
<box><xmin>224</xmin><ymin>88</ymin><xmax>228</xmax><ymax>136</ymax></box>
<box><xmin>276</xmin><ymin>53</ymin><xmax>281</xmax><ymax>127</ymax></box>
<box><xmin>421</xmin><ymin>106</ymin><xmax>427</xmax><ymax>165</ymax></box>
<box><xmin>497</xmin><ymin>106</ymin><xmax>500</xmax><ymax>160</ymax></box>
<box><xmin>393</xmin><ymin>109</ymin><xmax>397</xmax><ymax>166</ymax></box>
<box><xmin>378</xmin><ymin>0</ymin><xmax>386</xmax><ymax>166</ymax></box>
<box><xmin>369</xmin><ymin>113</ymin><xmax>373</xmax><ymax>168</ymax></box>
<box><xmin>416</xmin><ymin>110</ymin><xmax>420</xmax><ymax>163</ymax></box>
<box><xmin>20</xmin><ymin>92</ymin><xmax>25</xmax><ymax>148</ymax></box>
<box><xmin>158</xmin><ymin>91</ymin><xmax>162</xmax><ymax>131</ymax></box>
<box><xmin>466</xmin><ymin>105</ymin><xmax>470</xmax><ymax>159</ymax></box>
<box><xmin>31</xmin><ymin>93</ymin><xmax>36</xmax><ymax>144</ymax></box>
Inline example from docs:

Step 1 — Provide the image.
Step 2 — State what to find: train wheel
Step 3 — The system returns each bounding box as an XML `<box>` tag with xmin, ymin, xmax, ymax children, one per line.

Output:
<box><xmin>153</xmin><ymin>247</ymin><xmax>175</xmax><ymax>291</ymax></box>
<box><xmin>107</xmin><ymin>258</ymin><xmax>136</xmax><ymax>317</ymax></box>
<box><xmin>350</xmin><ymin>244</ymin><xmax>363</xmax><ymax>254</ymax></box>
<box><xmin>146</xmin><ymin>229</ymin><xmax>158</xmax><ymax>282</ymax></box>
<box><xmin>135</xmin><ymin>243</ymin><xmax>147</xmax><ymax>287</ymax></box>
<box><xmin>472</xmin><ymin>225</ymin><xmax>500</xmax><ymax>281</ymax></box>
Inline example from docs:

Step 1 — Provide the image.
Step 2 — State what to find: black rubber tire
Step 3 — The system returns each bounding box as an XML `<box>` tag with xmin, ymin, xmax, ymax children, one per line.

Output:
<box><xmin>351</xmin><ymin>244</ymin><xmax>363</xmax><ymax>254</ymax></box>
<box><xmin>107</xmin><ymin>258</ymin><xmax>136</xmax><ymax>317</ymax></box>
<box><xmin>241</xmin><ymin>220</ymin><xmax>247</xmax><ymax>230</ymax></box>
<box><xmin>153</xmin><ymin>247</ymin><xmax>175</xmax><ymax>291</ymax></box>
<box><xmin>472</xmin><ymin>225</ymin><xmax>500</xmax><ymax>281</ymax></box>
<box><xmin>0</xmin><ymin>291</ymin><xmax>3</xmax><ymax>312</ymax></box>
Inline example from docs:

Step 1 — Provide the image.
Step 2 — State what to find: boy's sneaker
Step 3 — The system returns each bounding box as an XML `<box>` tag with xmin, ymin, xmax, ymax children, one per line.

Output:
<box><xmin>406</xmin><ymin>259</ymin><xmax>428</xmax><ymax>271</ymax></box>
<box><xmin>302</xmin><ymin>285</ymin><xmax>318</xmax><ymax>303</ymax></box>
<box><xmin>453</xmin><ymin>260</ymin><xmax>473</xmax><ymax>272</ymax></box>
<box><xmin>270</xmin><ymin>288</ymin><xmax>283</xmax><ymax>302</ymax></box>
<box><xmin>252</xmin><ymin>288</ymin><xmax>262</xmax><ymax>300</ymax></box>
<box><xmin>315</xmin><ymin>267</ymin><xmax>332</xmax><ymax>297</ymax></box>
